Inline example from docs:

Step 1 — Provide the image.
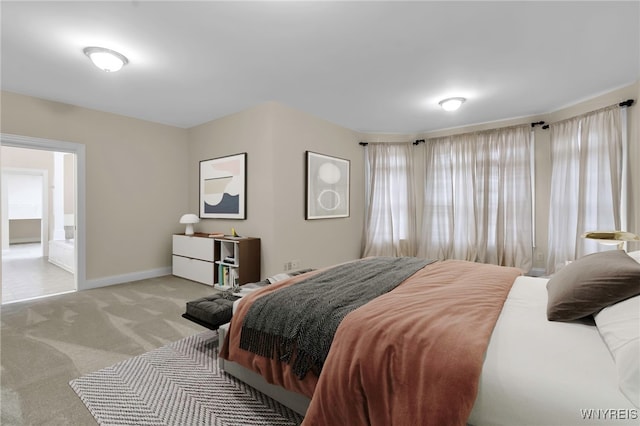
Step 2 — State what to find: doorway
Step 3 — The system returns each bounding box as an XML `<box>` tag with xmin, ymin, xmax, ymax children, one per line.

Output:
<box><xmin>1</xmin><ymin>133</ymin><xmax>86</xmax><ymax>303</ymax></box>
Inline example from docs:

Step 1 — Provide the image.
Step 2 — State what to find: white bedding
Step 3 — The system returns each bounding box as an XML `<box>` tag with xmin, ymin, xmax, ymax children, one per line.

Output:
<box><xmin>223</xmin><ymin>274</ymin><xmax>638</xmax><ymax>424</ymax></box>
<box><xmin>469</xmin><ymin>276</ymin><xmax>638</xmax><ymax>426</ymax></box>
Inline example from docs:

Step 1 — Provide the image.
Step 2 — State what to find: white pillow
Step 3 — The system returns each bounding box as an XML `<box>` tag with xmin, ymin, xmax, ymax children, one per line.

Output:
<box><xmin>266</xmin><ymin>268</ymin><xmax>315</xmax><ymax>284</ymax></box>
<box><xmin>594</xmin><ymin>295</ymin><xmax>640</xmax><ymax>408</ymax></box>
<box><xmin>627</xmin><ymin>250</ymin><xmax>640</xmax><ymax>264</ymax></box>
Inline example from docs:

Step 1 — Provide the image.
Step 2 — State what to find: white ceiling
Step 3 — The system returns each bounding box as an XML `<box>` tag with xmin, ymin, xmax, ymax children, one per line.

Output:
<box><xmin>2</xmin><ymin>1</ymin><xmax>639</xmax><ymax>134</ymax></box>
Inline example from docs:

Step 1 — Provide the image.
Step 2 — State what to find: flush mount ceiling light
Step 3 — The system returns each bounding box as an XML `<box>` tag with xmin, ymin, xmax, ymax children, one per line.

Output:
<box><xmin>83</xmin><ymin>46</ymin><xmax>128</xmax><ymax>72</ymax></box>
<box><xmin>439</xmin><ymin>97</ymin><xmax>466</xmax><ymax>112</ymax></box>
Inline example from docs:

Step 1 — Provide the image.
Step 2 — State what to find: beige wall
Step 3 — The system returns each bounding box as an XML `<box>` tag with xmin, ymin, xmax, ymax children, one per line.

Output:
<box><xmin>187</xmin><ymin>102</ymin><xmax>363</xmax><ymax>277</ymax></box>
<box><xmin>8</xmin><ymin>219</ymin><xmax>40</xmax><ymax>243</ymax></box>
<box><xmin>269</xmin><ymin>103</ymin><xmax>363</xmax><ymax>275</ymax></box>
<box><xmin>187</xmin><ymin>103</ymin><xmax>277</xmax><ymax>276</ymax></box>
<box><xmin>1</xmin><ymin>91</ymin><xmax>190</xmax><ymax>283</ymax></box>
<box><xmin>1</xmin><ymin>145</ymin><xmax>53</xmax><ymax>172</ymax></box>
<box><xmin>416</xmin><ymin>81</ymin><xmax>640</xmax><ymax>269</ymax></box>
<box><xmin>2</xmin><ymin>80</ymin><xmax>636</xmax><ymax>285</ymax></box>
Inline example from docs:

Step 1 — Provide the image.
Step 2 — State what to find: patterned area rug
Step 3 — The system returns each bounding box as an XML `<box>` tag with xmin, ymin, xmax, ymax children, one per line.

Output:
<box><xmin>70</xmin><ymin>330</ymin><xmax>303</xmax><ymax>425</ymax></box>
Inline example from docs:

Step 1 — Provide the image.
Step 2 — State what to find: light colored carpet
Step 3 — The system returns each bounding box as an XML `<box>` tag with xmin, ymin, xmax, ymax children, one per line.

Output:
<box><xmin>1</xmin><ymin>275</ymin><xmax>216</xmax><ymax>425</ymax></box>
<box><xmin>70</xmin><ymin>330</ymin><xmax>302</xmax><ymax>425</ymax></box>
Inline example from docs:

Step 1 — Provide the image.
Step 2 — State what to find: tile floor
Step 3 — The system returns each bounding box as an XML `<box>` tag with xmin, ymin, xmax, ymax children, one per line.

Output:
<box><xmin>1</xmin><ymin>243</ymin><xmax>75</xmax><ymax>304</ymax></box>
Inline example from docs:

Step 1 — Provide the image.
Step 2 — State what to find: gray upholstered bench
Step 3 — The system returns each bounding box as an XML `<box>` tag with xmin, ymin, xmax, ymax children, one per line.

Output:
<box><xmin>182</xmin><ymin>268</ymin><xmax>316</xmax><ymax>330</ymax></box>
<box><xmin>182</xmin><ymin>293</ymin><xmax>239</xmax><ymax>330</ymax></box>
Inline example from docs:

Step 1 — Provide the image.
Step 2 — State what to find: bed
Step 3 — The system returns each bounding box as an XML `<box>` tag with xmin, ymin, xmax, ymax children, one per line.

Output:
<box><xmin>219</xmin><ymin>253</ymin><xmax>640</xmax><ymax>425</ymax></box>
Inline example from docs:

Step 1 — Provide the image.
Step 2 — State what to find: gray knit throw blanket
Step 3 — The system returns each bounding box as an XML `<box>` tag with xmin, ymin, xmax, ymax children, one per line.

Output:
<box><xmin>239</xmin><ymin>256</ymin><xmax>433</xmax><ymax>379</ymax></box>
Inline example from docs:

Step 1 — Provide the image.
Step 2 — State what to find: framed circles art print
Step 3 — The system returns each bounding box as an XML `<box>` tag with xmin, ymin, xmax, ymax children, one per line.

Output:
<box><xmin>199</xmin><ymin>153</ymin><xmax>247</xmax><ymax>219</ymax></box>
<box><xmin>305</xmin><ymin>151</ymin><xmax>350</xmax><ymax>219</ymax></box>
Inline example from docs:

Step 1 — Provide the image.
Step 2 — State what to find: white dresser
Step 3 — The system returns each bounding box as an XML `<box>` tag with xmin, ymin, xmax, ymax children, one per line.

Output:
<box><xmin>172</xmin><ymin>234</ymin><xmax>215</xmax><ymax>285</ymax></box>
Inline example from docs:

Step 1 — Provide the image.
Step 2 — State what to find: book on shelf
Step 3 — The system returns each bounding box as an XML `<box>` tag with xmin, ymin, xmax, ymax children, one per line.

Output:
<box><xmin>229</xmin><ymin>268</ymin><xmax>238</xmax><ymax>289</ymax></box>
<box><xmin>217</xmin><ymin>264</ymin><xmax>238</xmax><ymax>288</ymax></box>
<box><xmin>208</xmin><ymin>232</ymin><xmax>224</xmax><ymax>238</ymax></box>
<box><xmin>218</xmin><ymin>263</ymin><xmax>228</xmax><ymax>286</ymax></box>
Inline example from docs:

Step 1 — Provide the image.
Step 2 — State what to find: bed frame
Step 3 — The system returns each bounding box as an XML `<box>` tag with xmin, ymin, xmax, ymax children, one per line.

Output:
<box><xmin>218</xmin><ymin>323</ymin><xmax>310</xmax><ymax>416</ymax></box>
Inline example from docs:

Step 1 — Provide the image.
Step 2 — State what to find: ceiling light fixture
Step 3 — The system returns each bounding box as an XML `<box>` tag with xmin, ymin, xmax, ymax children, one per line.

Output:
<box><xmin>439</xmin><ymin>97</ymin><xmax>466</xmax><ymax>112</ymax></box>
<box><xmin>83</xmin><ymin>46</ymin><xmax>128</xmax><ymax>72</ymax></box>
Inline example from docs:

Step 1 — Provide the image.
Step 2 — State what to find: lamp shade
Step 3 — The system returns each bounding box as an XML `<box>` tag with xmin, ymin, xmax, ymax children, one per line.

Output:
<box><xmin>179</xmin><ymin>214</ymin><xmax>200</xmax><ymax>235</ymax></box>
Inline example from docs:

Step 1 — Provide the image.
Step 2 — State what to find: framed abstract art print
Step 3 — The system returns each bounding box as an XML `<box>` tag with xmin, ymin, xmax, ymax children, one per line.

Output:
<box><xmin>199</xmin><ymin>153</ymin><xmax>247</xmax><ymax>219</ymax></box>
<box><xmin>305</xmin><ymin>151</ymin><xmax>350</xmax><ymax>219</ymax></box>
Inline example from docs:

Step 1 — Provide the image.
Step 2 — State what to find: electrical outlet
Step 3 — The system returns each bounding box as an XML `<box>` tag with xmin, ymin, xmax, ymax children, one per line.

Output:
<box><xmin>283</xmin><ymin>260</ymin><xmax>300</xmax><ymax>271</ymax></box>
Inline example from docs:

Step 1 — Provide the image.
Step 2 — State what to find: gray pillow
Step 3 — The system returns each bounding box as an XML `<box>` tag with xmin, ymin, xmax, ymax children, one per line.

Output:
<box><xmin>546</xmin><ymin>250</ymin><xmax>640</xmax><ymax>322</ymax></box>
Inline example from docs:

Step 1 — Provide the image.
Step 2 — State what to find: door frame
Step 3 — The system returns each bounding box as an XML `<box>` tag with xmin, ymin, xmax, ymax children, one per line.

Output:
<box><xmin>1</xmin><ymin>133</ymin><xmax>86</xmax><ymax>290</ymax></box>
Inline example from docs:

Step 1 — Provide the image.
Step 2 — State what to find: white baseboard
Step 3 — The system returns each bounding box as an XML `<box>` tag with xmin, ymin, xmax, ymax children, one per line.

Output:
<box><xmin>9</xmin><ymin>238</ymin><xmax>41</xmax><ymax>244</ymax></box>
<box><xmin>48</xmin><ymin>257</ymin><xmax>74</xmax><ymax>274</ymax></box>
<box><xmin>81</xmin><ymin>267</ymin><xmax>172</xmax><ymax>291</ymax></box>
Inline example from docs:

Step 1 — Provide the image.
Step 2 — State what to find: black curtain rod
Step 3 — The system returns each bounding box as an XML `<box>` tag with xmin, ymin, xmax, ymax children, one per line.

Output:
<box><xmin>358</xmin><ymin>140</ymin><xmax>424</xmax><ymax>146</ymax></box>
<box><xmin>362</xmin><ymin>100</ymin><xmax>635</xmax><ymax>141</ymax></box>
<box><xmin>537</xmin><ymin>99</ymin><xmax>635</xmax><ymax>130</ymax></box>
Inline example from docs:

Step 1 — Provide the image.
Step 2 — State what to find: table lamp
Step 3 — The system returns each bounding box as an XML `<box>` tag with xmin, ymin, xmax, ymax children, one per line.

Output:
<box><xmin>581</xmin><ymin>230</ymin><xmax>640</xmax><ymax>250</ymax></box>
<box><xmin>180</xmin><ymin>214</ymin><xmax>200</xmax><ymax>236</ymax></box>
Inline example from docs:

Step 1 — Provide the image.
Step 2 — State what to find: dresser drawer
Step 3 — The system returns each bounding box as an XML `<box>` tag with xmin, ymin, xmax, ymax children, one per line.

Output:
<box><xmin>172</xmin><ymin>234</ymin><xmax>214</xmax><ymax>262</ymax></box>
<box><xmin>172</xmin><ymin>255</ymin><xmax>214</xmax><ymax>285</ymax></box>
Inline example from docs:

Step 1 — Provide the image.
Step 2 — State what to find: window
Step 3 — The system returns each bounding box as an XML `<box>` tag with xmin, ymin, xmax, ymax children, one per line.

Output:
<box><xmin>547</xmin><ymin>106</ymin><xmax>625</xmax><ymax>273</ymax></box>
<box><xmin>362</xmin><ymin>125</ymin><xmax>533</xmax><ymax>271</ymax></box>
<box><xmin>362</xmin><ymin>143</ymin><xmax>415</xmax><ymax>257</ymax></box>
<box><xmin>419</xmin><ymin>127</ymin><xmax>533</xmax><ymax>270</ymax></box>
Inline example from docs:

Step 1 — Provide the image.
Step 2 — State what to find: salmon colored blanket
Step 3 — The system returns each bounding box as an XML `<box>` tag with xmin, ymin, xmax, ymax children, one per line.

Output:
<box><xmin>221</xmin><ymin>259</ymin><xmax>522</xmax><ymax>425</ymax></box>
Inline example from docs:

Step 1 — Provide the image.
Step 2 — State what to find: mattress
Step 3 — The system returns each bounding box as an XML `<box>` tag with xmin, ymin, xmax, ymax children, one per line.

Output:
<box><xmin>468</xmin><ymin>276</ymin><xmax>637</xmax><ymax>426</ymax></box>
<box><xmin>223</xmin><ymin>273</ymin><xmax>637</xmax><ymax>425</ymax></box>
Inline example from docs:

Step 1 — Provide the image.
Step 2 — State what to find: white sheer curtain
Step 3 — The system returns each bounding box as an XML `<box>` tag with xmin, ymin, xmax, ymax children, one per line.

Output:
<box><xmin>361</xmin><ymin>126</ymin><xmax>533</xmax><ymax>271</ymax></box>
<box><xmin>361</xmin><ymin>143</ymin><xmax>417</xmax><ymax>257</ymax></box>
<box><xmin>417</xmin><ymin>126</ymin><xmax>533</xmax><ymax>270</ymax></box>
<box><xmin>546</xmin><ymin>106</ymin><xmax>624</xmax><ymax>273</ymax></box>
